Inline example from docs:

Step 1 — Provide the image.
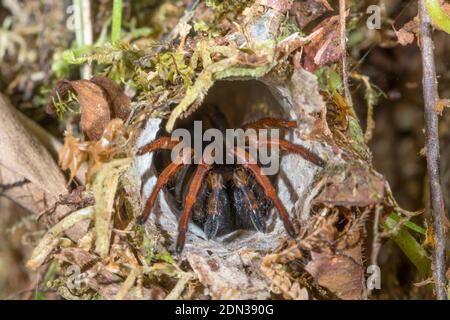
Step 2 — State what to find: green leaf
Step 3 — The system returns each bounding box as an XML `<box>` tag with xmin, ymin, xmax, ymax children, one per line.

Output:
<box><xmin>388</xmin><ymin>212</ymin><xmax>427</xmax><ymax>235</ymax></box>
<box><xmin>425</xmin><ymin>0</ymin><xmax>450</xmax><ymax>34</ymax></box>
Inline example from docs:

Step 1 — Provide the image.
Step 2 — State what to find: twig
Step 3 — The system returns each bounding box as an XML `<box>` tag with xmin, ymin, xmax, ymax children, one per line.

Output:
<box><xmin>0</xmin><ymin>179</ymin><xmax>29</xmax><ymax>194</ymax></box>
<box><xmin>370</xmin><ymin>205</ymin><xmax>382</xmax><ymax>268</ymax></box>
<box><xmin>419</xmin><ymin>0</ymin><xmax>448</xmax><ymax>300</ymax></box>
<box><xmin>339</xmin><ymin>0</ymin><xmax>352</xmax><ymax>105</ymax></box>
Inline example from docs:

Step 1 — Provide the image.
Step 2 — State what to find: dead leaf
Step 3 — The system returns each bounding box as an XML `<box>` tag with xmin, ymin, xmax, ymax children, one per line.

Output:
<box><xmin>435</xmin><ymin>99</ymin><xmax>450</xmax><ymax>115</ymax></box>
<box><xmin>287</xmin><ymin>67</ymin><xmax>330</xmax><ymax>135</ymax></box>
<box><xmin>90</xmin><ymin>76</ymin><xmax>131</xmax><ymax>121</ymax></box>
<box><xmin>305</xmin><ymin>248</ymin><xmax>364</xmax><ymax>300</ymax></box>
<box><xmin>0</xmin><ymin>94</ymin><xmax>67</xmax><ymax>215</ymax></box>
<box><xmin>47</xmin><ymin>77</ymin><xmax>131</xmax><ymax>141</ymax></box>
<box><xmin>303</xmin><ymin>16</ymin><xmax>343</xmax><ymax>72</ymax></box>
<box><xmin>395</xmin><ymin>18</ymin><xmax>419</xmax><ymax>46</ymax></box>
<box><xmin>261</xmin><ymin>0</ymin><xmax>292</xmax><ymax>13</ymax></box>
<box><xmin>301</xmin><ymin>212</ymin><xmax>365</xmax><ymax>300</ymax></box>
<box><xmin>292</xmin><ymin>0</ymin><xmax>333</xmax><ymax>28</ymax></box>
<box><xmin>315</xmin><ymin>163</ymin><xmax>385</xmax><ymax>207</ymax></box>
<box><xmin>187</xmin><ymin>251</ymin><xmax>270</xmax><ymax>300</ymax></box>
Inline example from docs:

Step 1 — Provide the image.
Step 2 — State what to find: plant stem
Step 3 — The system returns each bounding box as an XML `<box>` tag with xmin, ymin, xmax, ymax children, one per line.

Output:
<box><xmin>419</xmin><ymin>0</ymin><xmax>448</xmax><ymax>300</ymax></box>
<box><xmin>111</xmin><ymin>0</ymin><xmax>123</xmax><ymax>44</ymax></box>
<box><xmin>73</xmin><ymin>0</ymin><xmax>84</xmax><ymax>48</ymax></box>
<box><xmin>339</xmin><ymin>0</ymin><xmax>352</xmax><ymax>105</ymax></box>
<box><xmin>81</xmin><ymin>0</ymin><xmax>93</xmax><ymax>78</ymax></box>
<box><xmin>384</xmin><ymin>216</ymin><xmax>431</xmax><ymax>278</ymax></box>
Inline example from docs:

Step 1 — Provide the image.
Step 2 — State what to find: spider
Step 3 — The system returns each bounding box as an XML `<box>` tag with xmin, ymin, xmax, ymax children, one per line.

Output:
<box><xmin>137</xmin><ymin>117</ymin><xmax>325</xmax><ymax>253</ymax></box>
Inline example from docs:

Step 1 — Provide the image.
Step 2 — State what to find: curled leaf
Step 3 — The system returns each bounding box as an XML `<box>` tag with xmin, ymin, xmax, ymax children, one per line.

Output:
<box><xmin>47</xmin><ymin>77</ymin><xmax>131</xmax><ymax>140</ymax></box>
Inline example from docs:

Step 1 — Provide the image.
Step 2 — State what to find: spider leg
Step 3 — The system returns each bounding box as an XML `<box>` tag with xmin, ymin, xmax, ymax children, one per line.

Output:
<box><xmin>204</xmin><ymin>173</ymin><xmax>225</xmax><ymax>240</ymax></box>
<box><xmin>258</xmin><ymin>138</ymin><xmax>326</xmax><ymax>167</ymax></box>
<box><xmin>137</xmin><ymin>136</ymin><xmax>181</xmax><ymax>156</ymax></box>
<box><xmin>138</xmin><ymin>147</ymin><xmax>194</xmax><ymax>224</ymax></box>
<box><xmin>233</xmin><ymin>168</ymin><xmax>266</xmax><ymax>233</ymax></box>
<box><xmin>176</xmin><ymin>163</ymin><xmax>211</xmax><ymax>253</ymax></box>
<box><xmin>233</xmin><ymin>147</ymin><xmax>296</xmax><ymax>238</ymax></box>
<box><xmin>243</xmin><ymin>118</ymin><xmax>297</xmax><ymax>130</ymax></box>
<box><xmin>137</xmin><ymin>161</ymin><xmax>184</xmax><ymax>224</ymax></box>
<box><xmin>242</xmin><ymin>118</ymin><xmax>326</xmax><ymax>167</ymax></box>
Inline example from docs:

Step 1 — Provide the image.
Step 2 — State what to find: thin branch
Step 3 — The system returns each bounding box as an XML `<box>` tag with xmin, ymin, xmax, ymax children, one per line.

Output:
<box><xmin>419</xmin><ymin>0</ymin><xmax>448</xmax><ymax>300</ymax></box>
<box><xmin>339</xmin><ymin>0</ymin><xmax>352</xmax><ymax>105</ymax></box>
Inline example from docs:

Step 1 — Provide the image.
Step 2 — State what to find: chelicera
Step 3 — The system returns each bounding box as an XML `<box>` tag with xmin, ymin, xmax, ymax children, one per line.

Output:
<box><xmin>137</xmin><ymin>116</ymin><xmax>325</xmax><ymax>253</ymax></box>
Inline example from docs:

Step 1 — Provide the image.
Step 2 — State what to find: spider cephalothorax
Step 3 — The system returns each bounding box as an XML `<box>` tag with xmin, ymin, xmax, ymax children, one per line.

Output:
<box><xmin>137</xmin><ymin>117</ymin><xmax>325</xmax><ymax>253</ymax></box>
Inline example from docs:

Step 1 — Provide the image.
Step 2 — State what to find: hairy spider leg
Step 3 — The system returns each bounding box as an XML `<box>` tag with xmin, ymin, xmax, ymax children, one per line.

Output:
<box><xmin>233</xmin><ymin>147</ymin><xmax>296</xmax><ymax>238</ymax></box>
<box><xmin>204</xmin><ymin>173</ymin><xmax>226</xmax><ymax>239</ymax></box>
<box><xmin>176</xmin><ymin>163</ymin><xmax>212</xmax><ymax>253</ymax></box>
<box><xmin>243</xmin><ymin>118</ymin><xmax>297</xmax><ymax>130</ymax></box>
<box><xmin>257</xmin><ymin>138</ymin><xmax>326</xmax><ymax>168</ymax></box>
<box><xmin>137</xmin><ymin>161</ymin><xmax>184</xmax><ymax>224</ymax></box>
<box><xmin>137</xmin><ymin>137</ymin><xmax>192</xmax><ymax>224</ymax></box>
<box><xmin>137</xmin><ymin>136</ymin><xmax>181</xmax><ymax>156</ymax></box>
<box><xmin>233</xmin><ymin>168</ymin><xmax>266</xmax><ymax>233</ymax></box>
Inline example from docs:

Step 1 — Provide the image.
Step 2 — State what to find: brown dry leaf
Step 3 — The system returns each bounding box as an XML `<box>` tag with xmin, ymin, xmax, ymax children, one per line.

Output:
<box><xmin>303</xmin><ymin>15</ymin><xmax>343</xmax><ymax>72</ymax></box>
<box><xmin>54</xmin><ymin>247</ymin><xmax>100</xmax><ymax>270</ymax></box>
<box><xmin>56</xmin><ymin>248</ymin><xmax>165</xmax><ymax>300</ymax></box>
<box><xmin>47</xmin><ymin>77</ymin><xmax>131</xmax><ymax>141</ymax></box>
<box><xmin>315</xmin><ymin>163</ymin><xmax>385</xmax><ymax>207</ymax></box>
<box><xmin>301</xmin><ymin>213</ymin><xmax>365</xmax><ymax>300</ymax></box>
<box><xmin>434</xmin><ymin>99</ymin><xmax>450</xmax><ymax>115</ymax></box>
<box><xmin>395</xmin><ymin>18</ymin><xmax>419</xmax><ymax>46</ymax></box>
<box><xmin>287</xmin><ymin>67</ymin><xmax>330</xmax><ymax>135</ymax></box>
<box><xmin>305</xmin><ymin>246</ymin><xmax>364</xmax><ymax>300</ymax></box>
<box><xmin>90</xmin><ymin>76</ymin><xmax>131</xmax><ymax>121</ymax></box>
<box><xmin>0</xmin><ymin>94</ymin><xmax>67</xmax><ymax>215</ymax></box>
<box><xmin>187</xmin><ymin>251</ymin><xmax>270</xmax><ymax>300</ymax></box>
<box><xmin>86</xmin><ymin>269</ymin><xmax>166</xmax><ymax>300</ymax></box>
<box><xmin>58</xmin><ymin>129</ymin><xmax>89</xmax><ymax>183</ymax></box>
<box><xmin>260</xmin><ymin>0</ymin><xmax>292</xmax><ymax>13</ymax></box>
<box><xmin>395</xmin><ymin>28</ymin><xmax>415</xmax><ymax>46</ymax></box>
<box><xmin>58</xmin><ymin>119</ymin><xmax>127</xmax><ymax>183</ymax></box>
<box><xmin>292</xmin><ymin>0</ymin><xmax>333</xmax><ymax>28</ymax></box>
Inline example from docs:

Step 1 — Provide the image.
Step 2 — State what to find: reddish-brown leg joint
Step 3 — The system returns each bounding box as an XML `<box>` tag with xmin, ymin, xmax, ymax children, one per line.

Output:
<box><xmin>137</xmin><ymin>136</ymin><xmax>181</xmax><ymax>156</ymax></box>
<box><xmin>259</xmin><ymin>138</ymin><xmax>326</xmax><ymax>168</ymax></box>
<box><xmin>137</xmin><ymin>161</ymin><xmax>184</xmax><ymax>224</ymax></box>
<box><xmin>176</xmin><ymin>164</ymin><xmax>211</xmax><ymax>253</ymax></box>
<box><xmin>243</xmin><ymin>118</ymin><xmax>297</xmax><ymax>130</ymax></box>
<box><xmin>233</xmin><ymin>147</ymin><xmax>296</xmax><ymax>238</ymax></box>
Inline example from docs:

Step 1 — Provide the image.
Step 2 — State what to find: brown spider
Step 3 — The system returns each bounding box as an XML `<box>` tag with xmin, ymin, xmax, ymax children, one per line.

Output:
<box><xmin>137</xmin><ymin>118</ymin><xmax>325</xmax><ymax>253</ymax></box>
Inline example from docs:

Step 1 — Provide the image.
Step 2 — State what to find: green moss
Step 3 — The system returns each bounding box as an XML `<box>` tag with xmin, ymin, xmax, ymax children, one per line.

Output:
<box><xmin>348</xmin><ymin>116</ymin><xmax>369</xmax><ymax>157</ymax></box>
